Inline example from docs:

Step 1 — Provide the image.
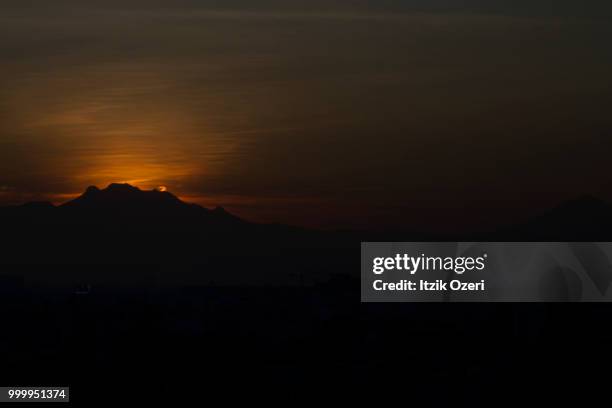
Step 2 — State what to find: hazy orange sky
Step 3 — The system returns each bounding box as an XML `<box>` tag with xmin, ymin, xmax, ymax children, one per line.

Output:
<box><xmin>2</xmin><ymin>1</ymin><xmax>612</xmax><ymax>230</ymax></box>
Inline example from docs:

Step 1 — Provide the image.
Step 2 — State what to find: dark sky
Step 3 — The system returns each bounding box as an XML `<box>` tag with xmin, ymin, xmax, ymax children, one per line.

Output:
<box><xmin>1</xmin><ymin>1</ymin><xmax>612</xmax><ymax>230</ymax></box>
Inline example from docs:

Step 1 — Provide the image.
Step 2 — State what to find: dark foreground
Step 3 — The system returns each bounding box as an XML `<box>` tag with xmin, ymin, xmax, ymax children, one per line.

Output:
<box><xmin>1</xmin><ymin>261</ymin><xmax>610</xmax><ymax>405</ymax></box>
<box><xmin>2</xmin><ymin>186</ymin><xmax>612</xmax><ymax>404</ymax></box>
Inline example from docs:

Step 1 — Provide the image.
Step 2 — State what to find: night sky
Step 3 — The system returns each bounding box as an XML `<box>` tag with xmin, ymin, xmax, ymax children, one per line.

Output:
<box><xmin>1</xmin><ymin>1</ymin><xmax>612</xmax><ymax>230</ymax></box>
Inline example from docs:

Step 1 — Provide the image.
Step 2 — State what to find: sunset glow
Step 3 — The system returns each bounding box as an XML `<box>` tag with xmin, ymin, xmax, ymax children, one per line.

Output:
<box><xmin>1</xmin><ymin>3</ymin><xmax>612</xmax><ymax>229</ymax></box>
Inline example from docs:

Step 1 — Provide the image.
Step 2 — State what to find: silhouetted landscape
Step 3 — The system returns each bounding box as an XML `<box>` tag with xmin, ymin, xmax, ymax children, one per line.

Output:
<box><xmin>1</xmin><ymin>184</ymin><xmax>612</xmax><ymax>404</ymax></box>
<box><xmin>3</xmin><ymin>1</ymin><xmax>612</xmax><ymax>404</ymax></box>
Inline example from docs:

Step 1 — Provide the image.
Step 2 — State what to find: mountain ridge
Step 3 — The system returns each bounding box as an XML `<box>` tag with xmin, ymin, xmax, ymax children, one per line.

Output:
<box><xmin>2</xmin><ymin>184</ymin><xmax>612</xmax><ymax>241</ymax></box>
<box><xmin>63</xmin><ymin>183</ymin><xmax>197</xmax><ymax>210</ymax></box>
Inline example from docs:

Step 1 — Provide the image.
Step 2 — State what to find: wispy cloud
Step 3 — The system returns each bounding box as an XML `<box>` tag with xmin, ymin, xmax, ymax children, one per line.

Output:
<box><xmin>1</xmin><ymin>2</ymin><xmax>612</xmax><ymax>227</ymax></box>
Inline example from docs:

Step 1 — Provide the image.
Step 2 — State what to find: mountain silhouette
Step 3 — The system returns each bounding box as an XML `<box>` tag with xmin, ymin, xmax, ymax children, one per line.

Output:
<box><xmin>60</xmin><ymin>183</ymin><xmax>239</xmax><ymax>221</ymax></box>
<box><xmin>1</xmin><ymin>183</ymin><xmax>244</xmax><ymax>228</ymax></box>
<box><xmin>0</xmin><ymin>183</ymin><xmax>320</xmax><ymax>264</ymax></box>
<box><xmin>3</xmin><ymin>185</ymin><xmax>612</xmax><ymax>399</ymax></box>
<box><xmin>2</xmin><ymin>185</ymin><xmax>612</xmax><ymax>265</ymax></box>
<box><xmin>64</xmin><ymin>183</ymin><xmax>183</xmax><ymax>209</ymax></box>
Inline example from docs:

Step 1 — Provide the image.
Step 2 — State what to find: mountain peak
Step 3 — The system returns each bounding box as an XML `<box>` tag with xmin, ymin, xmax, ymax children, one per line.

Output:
<box><xmin>82</xmin><ymin>184</ymin><xmax>145</xmax><ymax>199</ymax></box>
<box><xmin>104</xmin><ymin>183</ymin><xmax>141</xmax><ymax>193</ymax></box>
<box><xmin>51</xmin><ymin>183</ymin><xmax>246</xmax><ymax>225</ymax></box>
<box><xmin>61</xmin><ymin>182</ymin><xmax>185</xmax><ymax>212</ymax></box>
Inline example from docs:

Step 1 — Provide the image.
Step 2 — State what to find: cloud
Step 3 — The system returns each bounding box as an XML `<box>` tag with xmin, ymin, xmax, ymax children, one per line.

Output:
<box><xmin>1</xmin><ymin>2</ymin><xmax>612</xmax><ymax>228</ymax></box>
